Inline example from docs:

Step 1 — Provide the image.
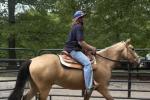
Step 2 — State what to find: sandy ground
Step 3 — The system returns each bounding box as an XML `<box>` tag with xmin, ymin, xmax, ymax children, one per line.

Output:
<box><xmin>0</xmin><ymin>77</ymin><xmax>150</xmax><ymax>100</ymax></box>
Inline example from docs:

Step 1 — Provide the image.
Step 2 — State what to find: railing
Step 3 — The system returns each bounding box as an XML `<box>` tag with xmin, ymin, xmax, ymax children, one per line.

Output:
<box><xmin>0</xmin><ymin>48</ymin><xmax>150</xmax><ymax>99</ymax></box>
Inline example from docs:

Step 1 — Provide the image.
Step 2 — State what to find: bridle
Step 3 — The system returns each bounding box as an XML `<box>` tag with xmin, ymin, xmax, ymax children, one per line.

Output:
<box><xmin>95</xmin><ymin>53</ymin><xmax>123</xmax><ymax>63</ymax></box>
<box><xmin>95</xmin><ymin>44</ymin><xmax>130</xmax><ymax>63</ymax></box>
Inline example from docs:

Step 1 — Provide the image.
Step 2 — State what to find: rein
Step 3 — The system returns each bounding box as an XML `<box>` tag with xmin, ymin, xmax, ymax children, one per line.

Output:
<box><xmin>95</xmin><ymin>53</ymin><xmax>123</xmax><ymax>63</ymax></box>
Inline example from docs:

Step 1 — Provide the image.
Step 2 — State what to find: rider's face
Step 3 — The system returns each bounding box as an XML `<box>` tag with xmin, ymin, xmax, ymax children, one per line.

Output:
<box><xmin>78</xmin><ymin>17</ymin><xmax>84</xmax><ymax>24</ymax></box>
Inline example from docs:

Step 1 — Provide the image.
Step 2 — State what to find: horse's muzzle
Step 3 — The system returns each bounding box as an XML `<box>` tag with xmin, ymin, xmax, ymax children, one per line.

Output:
<box><xmin>134</xmin><ymin>57</ymin><xmax>142</xmax><ymax>66</ymax></box>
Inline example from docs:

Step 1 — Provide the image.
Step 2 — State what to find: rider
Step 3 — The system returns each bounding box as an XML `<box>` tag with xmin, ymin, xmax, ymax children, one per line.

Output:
<box><xmin>64</xmin><ymin>10</ymin><xmax>96</xmax><ymax>94</ymax></box>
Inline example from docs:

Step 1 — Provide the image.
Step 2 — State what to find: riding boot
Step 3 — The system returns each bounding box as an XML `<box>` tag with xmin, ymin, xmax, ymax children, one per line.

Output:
<box><xmin>84</xmin><ymin>89</ymin><xmax>93</xmax><ymax>100</ymax></box>
<box><xmin>83</xmin><ymin>82</ymin><xmax>97</xmax><ymax>100</ymax></box>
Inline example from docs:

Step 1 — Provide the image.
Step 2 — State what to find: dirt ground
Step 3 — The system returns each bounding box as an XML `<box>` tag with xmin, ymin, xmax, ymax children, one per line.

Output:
<box><xmin>0</xmin><ymin>77</ymin><xmax>150</xmax><ymax>100</ymax></box>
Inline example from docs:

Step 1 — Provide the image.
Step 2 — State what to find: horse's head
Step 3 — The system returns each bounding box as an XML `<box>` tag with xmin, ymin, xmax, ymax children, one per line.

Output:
<box><xmin>121</xmin><ymin>39</ymin><xmax>140</xmax><ymax>65</ymax></box>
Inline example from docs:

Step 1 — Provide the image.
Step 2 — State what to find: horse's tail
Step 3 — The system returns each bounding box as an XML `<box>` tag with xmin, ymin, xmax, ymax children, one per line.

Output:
<box><xmin>8</xmin><ymin>60</ymin><xmax>32</xmax><ymax>100</ymax></box>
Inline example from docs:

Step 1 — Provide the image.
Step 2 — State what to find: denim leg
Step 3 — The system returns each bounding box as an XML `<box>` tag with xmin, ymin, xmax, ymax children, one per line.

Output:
<box><xmin>70</xmin><ymin>50</ymin><xmax>93</xmax><ymax>90</ymax></box>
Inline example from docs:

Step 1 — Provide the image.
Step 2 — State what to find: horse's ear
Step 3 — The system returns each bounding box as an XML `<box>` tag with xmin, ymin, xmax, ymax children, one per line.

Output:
<box><xmin>125</xmin><ymin>38</ymin><xmax>131</xmax><ymax>46</ymax></box>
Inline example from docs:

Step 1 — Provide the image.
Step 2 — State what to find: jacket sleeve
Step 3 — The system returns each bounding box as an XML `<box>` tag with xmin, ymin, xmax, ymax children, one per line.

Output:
<box><xmin>76</xmin><ymin>25</ymin><xmax>84</xmax><ymax>42</ymax></box>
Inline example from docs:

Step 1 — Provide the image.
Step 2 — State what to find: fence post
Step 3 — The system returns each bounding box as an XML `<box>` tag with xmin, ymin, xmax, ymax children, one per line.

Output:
<box><xmin>49</xmin><ymin>95</ymin><xmax>51</xmax><ymax>100</ymax></box>
<box><xmin>127</xmin><ymin>63</ymin><xmax>132</xmax><ymax>98</ymax></box>
<box><xmin>35</xmin><ymin>92</ymin><xmax>40</xmax><ymax>100</ymax></box>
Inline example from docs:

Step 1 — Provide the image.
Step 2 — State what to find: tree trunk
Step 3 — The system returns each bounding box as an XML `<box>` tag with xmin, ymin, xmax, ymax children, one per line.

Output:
<box><xmin>8</xmin><ymin>0</ymin><xmax>16</xmax><ymax>69</ymax></box>
<box><xmin>8</xmin><ymin>34</ymin><xmax>17</xmax><ymax>69</ymax></box>
<box><xmin>8</xmin><ymin>0</ymin><xmax>16</xmax><ymax>23</ymax></box>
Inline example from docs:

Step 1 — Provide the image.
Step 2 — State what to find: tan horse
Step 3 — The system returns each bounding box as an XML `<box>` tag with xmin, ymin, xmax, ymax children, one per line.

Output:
<box><xmin>9</xmin><ymin>39</ymin><xmax>139</xmax><ymax>100</ymax></box>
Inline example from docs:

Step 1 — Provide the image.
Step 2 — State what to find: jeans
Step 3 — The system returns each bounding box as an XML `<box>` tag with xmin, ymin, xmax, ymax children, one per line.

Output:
<box><xmin>70</xmin><ymin>50</ymin><xmax>93</xmax><ymax>90</ymax></box>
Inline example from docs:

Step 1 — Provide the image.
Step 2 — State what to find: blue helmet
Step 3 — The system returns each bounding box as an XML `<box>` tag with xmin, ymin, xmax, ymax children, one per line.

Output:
<box><xmin>73</xmin><ymin>10</ymin><xmax>86</xmax><ymax>19</ymax></box>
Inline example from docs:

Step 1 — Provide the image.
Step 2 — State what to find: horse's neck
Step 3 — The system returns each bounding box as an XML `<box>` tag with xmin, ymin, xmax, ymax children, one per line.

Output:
<box><xmin>96</xmin><ymin>44</ymin><xmax>123</xmax><ymax>70</ymax></box>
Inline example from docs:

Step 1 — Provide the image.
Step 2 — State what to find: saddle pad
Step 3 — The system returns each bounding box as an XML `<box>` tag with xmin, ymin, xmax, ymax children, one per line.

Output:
<box><xmin>58</xmin><ymin>55</ymin><xmax>97</xmax><ymax>70</ymax></box>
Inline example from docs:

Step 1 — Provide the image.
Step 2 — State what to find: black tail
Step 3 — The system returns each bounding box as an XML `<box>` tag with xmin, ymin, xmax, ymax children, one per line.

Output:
<box><xmin>8</xmin><ymin>60</ymin><xmax>32</xmax><ymax>100</ymax></box>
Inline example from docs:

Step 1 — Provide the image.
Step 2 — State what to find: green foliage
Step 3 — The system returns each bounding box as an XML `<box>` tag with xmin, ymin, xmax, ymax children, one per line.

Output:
<box><xmin>86</xmin><ymin>0</ymin><xmax>150</xmax><ymax>48</ymax></box>
<box><xmin>0</xmin><ymin>11</ymin><xmax>68</xmax><ymax>50</ymax></box>
<box><xmin>0</xmin><ymin>0</ymin><xmax>150</xmax><ymax>50</ymax></box>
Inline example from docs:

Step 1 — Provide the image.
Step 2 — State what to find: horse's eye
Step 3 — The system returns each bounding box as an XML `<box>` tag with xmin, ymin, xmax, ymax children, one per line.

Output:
<box><xmin>131</xmin><ymin>48</ymin><xmax>135</xmax><ymax>51</ymax></box>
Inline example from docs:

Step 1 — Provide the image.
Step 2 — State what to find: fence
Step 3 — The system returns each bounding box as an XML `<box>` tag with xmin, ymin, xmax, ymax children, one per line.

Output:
<box><xmin>0</xmin><ymin>48</ymin><xmax>150</xmax><ymax>100</ymax></box>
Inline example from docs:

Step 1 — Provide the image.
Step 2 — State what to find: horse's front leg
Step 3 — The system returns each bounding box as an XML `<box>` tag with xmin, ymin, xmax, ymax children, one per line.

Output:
<box><xmin>96</xmin><ymin>83</ymin><xmax>114</xmax><ymax>100</ymax></box>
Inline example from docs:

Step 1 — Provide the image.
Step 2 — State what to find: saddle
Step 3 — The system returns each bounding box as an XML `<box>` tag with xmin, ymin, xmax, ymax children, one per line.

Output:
<box><xmin>58</xmin><ymin>51</ymin><xmax>97</xmax><ymax>70</ymax></box>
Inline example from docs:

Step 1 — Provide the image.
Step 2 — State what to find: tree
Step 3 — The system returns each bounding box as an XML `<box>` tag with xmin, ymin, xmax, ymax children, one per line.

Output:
<box><xmin>85</xmin><ymin>0</ymin><xmax>150</xmax><ymax>48</ymax></box>
<box><xmin>0</xmin><ymin>0</ymin><xmax>149</xmax><ymax>53</ymax></box>
<box><xmin>8</xmin><ymin>0</ymin><xmax>16</xmax><ymax>23</ymax></box>
<box><xmin>8</xmin><ymin>0</ymin><xmax>16</xmax><ymax>69</ymax></box>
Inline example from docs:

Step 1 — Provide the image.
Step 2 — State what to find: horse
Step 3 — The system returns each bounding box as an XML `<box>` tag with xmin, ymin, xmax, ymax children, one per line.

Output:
<box><xmin>8</xmin><ymin>39</ymin><xmax>140</xmax><ymax>100</ymax></box>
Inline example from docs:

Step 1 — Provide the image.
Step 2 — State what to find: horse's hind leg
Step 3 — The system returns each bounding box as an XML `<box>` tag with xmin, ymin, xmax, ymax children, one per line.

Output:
<box><xmin>96</xmin><ymin>84</ymin><xmax>114</xmax><ymax>100</ymax></box>
<box><xmin>23</xmin><ymin>88</ymin><xmax>36</xmax><ymax>100</ymax></box>
<box><xmin>38</xmin><ymin>85</ymin><xmax>52</xmax><ymax>100</ymax></box>
<box><xmin>23</xmin><ymin>79</ymin><xmax>38</xmax><ymax>100</ymax></box>
<box><xmin>36</xmin><ymin>80</ymin><xmax>52</xmax><ymax>100</ymax></box>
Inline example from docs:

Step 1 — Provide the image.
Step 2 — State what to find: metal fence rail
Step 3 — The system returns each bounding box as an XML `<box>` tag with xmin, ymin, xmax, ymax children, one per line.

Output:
<box><xmin>0</xmin><ymin>71</ymin><xmax>150</xmax><ymax>100</ymax></box>
<box><xmin>0</xmin><ymin>67</ymin><xmax>150</xmax><ymax>99</ymax></box>
<box><xmin>0</xmin><ymin>48</ymin><xmax>150</xmax><ymax>100</ymax></box>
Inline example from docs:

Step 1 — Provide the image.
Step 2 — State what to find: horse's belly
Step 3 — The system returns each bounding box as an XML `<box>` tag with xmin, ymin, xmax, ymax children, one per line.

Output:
<box><xmin>55</xmin><ymin>69</ymin><xmax>85</xmax><ymax>90</ymax></box>
<box><xmin>56</xmin><ymin>81</ymin><xmax>85</xmax><ymax>90</ymax></box>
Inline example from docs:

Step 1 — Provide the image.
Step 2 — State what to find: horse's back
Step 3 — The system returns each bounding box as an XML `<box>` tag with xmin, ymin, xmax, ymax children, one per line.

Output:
<box><xmin>30</xmin><ymin>54</ymin><xmax>59</xmax><ymax>68</ymax></box>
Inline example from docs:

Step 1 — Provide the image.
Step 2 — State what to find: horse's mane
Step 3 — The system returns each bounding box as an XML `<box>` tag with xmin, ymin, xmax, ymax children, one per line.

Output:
<box><xmin>97</xmin><ymin>41</ymin><xmax>125</xmax><ymax>54</ymax></box>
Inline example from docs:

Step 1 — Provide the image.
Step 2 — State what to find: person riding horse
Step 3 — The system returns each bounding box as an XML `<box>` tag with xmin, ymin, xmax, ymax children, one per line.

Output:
<box><xmin>8</xmin><ymin>10</ymin><xmax>140</xmax><ymax>100</ymax></box>
<box><xmin>9</xmin><ymin>39</ymin><xmax>140</xmax><ymax>100</ymax></box>
<box><xmin>64</xmin><ymin>10</ymin><xmax>96</xmax><ymax>94</ymax></box>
